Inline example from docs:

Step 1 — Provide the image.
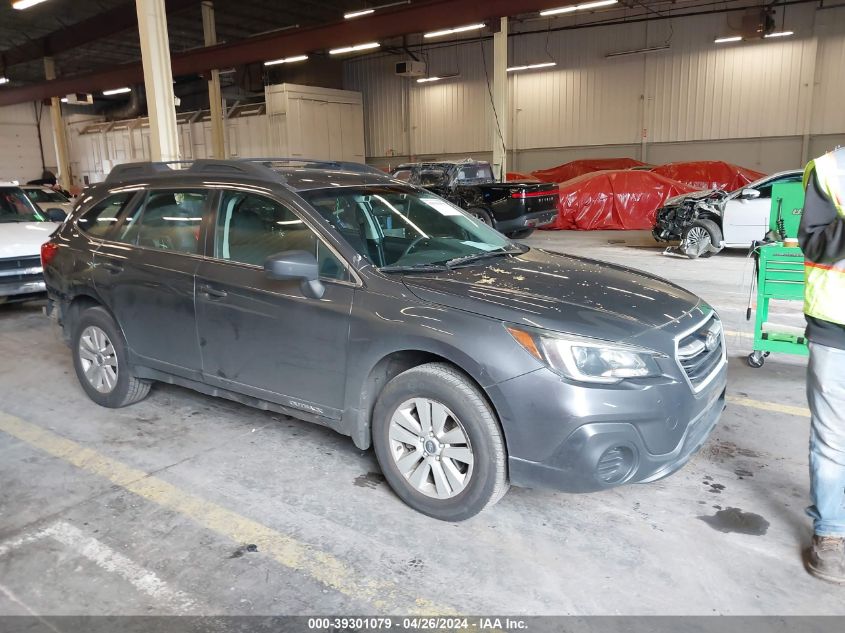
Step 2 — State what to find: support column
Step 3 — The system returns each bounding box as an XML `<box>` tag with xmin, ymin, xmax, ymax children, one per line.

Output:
<box><xmin>202</xmin><ymin>1</ymin><xmax>226</xmax><ymax>158</ymax></box>
<box><xmin>491</xmin><ymin>17</ymin><xmax>508</xmax><ymax>181</ymax></box>
<box><xmin>136</xmin><ymin>0</ymin><xmax>180</xmax><ymax>162</ymax></box>
<box><xmin>43</xmin><ymin>57</ymin><xmax>72</xmax><ymax>191</ymax></box>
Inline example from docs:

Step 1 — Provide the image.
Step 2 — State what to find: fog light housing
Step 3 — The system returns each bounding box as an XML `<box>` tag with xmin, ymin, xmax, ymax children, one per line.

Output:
<box><xmin>596</xmin><ymin>445</ymin><xmax>636</xmax><ymax>484</ymax></box>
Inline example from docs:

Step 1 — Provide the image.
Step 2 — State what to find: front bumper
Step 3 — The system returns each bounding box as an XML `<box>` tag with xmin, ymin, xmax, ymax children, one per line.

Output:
<box><xmin>496</xmin><ymin>209</ymin><xmax>557</xmax><ymax>234</ymax></box>
<box><xmin>488</xmin><ymin>361</ymin><xmax>727</xmax><ymax>493</ymax></box>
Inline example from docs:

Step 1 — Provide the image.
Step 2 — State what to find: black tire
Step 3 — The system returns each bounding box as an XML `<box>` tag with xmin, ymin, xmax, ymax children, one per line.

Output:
<box><xmin>681</xmin><ymin>219</ymin><xmax>722</xmax><ymax>259</ymax></box>
<box><xmin>372</xmin><ymin>362</ymin><xmax>508</xmax><ymax>521</ymax></box>
<box><xmin>507</xmin><ymin>228</ymin><xmax>535</xmax><ymax>239</ymax></box>
<box><xmin>72</xmin><ymin>306</ymin><xmax>151</xmax><ymax>408</ymax></box>
<box><xmin>467</xmin><ymin>207</ymin><xmax>493</xmax><ymax>227</ymax></box>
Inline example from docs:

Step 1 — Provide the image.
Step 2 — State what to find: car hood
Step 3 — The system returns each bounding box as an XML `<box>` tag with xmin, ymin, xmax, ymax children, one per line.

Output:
<box><xmin>401</xmin><ymin>248</ymin><xmax>701</xmax><ymax>343</ymax></box>
<box><xmin>0</xmin><ymin>222</ymin><xmax>55</xmax><ymax>259</ymax></box>
<box><xmin>663</xmin><ymin>189</ymin><xmax>725</xmax><ymax>206</ymax></box>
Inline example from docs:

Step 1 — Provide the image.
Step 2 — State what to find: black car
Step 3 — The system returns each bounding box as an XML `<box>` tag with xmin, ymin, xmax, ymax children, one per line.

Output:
<box><xmin>43</xmin><ymin>158</ymin><xmax>725</xmax><ymax>521</ymax></box>
<box><xmin>391</xmin><ymin>160</ymin><xmax>558</xmax><ymax>238</ymax></box>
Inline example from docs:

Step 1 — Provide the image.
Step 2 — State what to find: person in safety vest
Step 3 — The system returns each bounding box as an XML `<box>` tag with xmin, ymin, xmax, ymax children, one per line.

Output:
<box><xmin>799</xmin><ymin>146</ymin><xmax>845</xmax><ymax>584</ymax></box>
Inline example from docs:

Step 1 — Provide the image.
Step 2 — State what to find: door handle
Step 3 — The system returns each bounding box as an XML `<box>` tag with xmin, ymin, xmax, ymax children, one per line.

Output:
<box><xmin>198</xmin><ymin>284</ymin><xmax>228</xmax><ymax>299</ymax></box>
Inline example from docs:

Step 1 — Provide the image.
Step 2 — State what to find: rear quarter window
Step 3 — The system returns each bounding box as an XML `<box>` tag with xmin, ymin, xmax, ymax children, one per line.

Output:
<box><xmin>76</xmin><ymin>192</ymin><xmax>137</xmax><ymax>238</ymax></box>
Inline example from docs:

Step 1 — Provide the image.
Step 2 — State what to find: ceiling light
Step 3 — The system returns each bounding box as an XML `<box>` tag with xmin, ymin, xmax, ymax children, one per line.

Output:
<box><xmin>329</xmin><ymin>42</ymin><xmax>380</xmax><ymax>55</ymax></box>
<box><xmin>764</xmin><ymin>31</ymin><xmax>794</xmax><ymax>38</ymax></box>
<box><xmin>424</xmin><ymin>23</ymin><xmax>486</xmax><ymax>39</ymax></box>
<box><xmin>417</xmin><ymin>73</ymin><xmax>460</xmax><ymax>83</ymax></box>
<box><xmin>507</xmin><ymin>62</ymin><xmax>557</xmax><ymax>72</ymax></box>
<box><xmin>12</xmin><ymin>0</ymin><xmax>51</xmax><ymax>9</ymax></box>
<box><xmin>344</xmin><ymin>9</ymin><xmax>375</xmax><ymax>19</ymax></box>
<box><xmin>540</xmin><ymin>0</ymin><xmax>617</xmax><ymax>17</ymax></box>
<box><xmin>264</xmin><ymin>54</ymin><xmax>308</xmax><ymax>66</ymax></box>
<box><xmin>60</xmin><ymin>97</ymin><xmax>67</xmax><ymax>102</ymax></box>
<box><xmin>102</xmin><ymin>87</ymin><xmax>131</xmax><ymax>96</ymax></box>
<box><xmin>344</xmin><ymin>1</ymin><xmax>410</xmax><ymax>19</ymax></box>
<box><xmin>714</xmin><ymin>36</ymin><xmax>742</xmax><ymax>43</ymax></box>
<box><xmin>0</xmin><ymin>77</ymin><xmax>9</xmax><ymax>85</ymax></box>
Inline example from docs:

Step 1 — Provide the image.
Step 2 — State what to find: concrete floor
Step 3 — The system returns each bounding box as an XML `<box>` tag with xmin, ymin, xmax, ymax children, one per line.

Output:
<box><xmin>0</xmin><ymin>230</ymin><xmax>840</xmax><ymax>617</ymax></box>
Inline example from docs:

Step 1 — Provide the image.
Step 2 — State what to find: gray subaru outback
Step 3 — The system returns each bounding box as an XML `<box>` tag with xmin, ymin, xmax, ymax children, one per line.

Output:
<box><xmin>43</xmin><ymin>159</ymin><xmax>726</xmax><ymax>521</ymax></box>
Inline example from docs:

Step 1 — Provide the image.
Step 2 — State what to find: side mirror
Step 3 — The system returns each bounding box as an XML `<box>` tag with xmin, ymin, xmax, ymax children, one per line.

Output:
<box><xmin>740</xmin><ymin>188</ymin><xmax>760</xmax><ymax>200</ymax></box>
<box><xmin>264</xmin><ymin>250</ymin><xmax>325</xmax><ymax>299</ymax></box>
<box><xmin>45</xmin><ymin>208</ymin><xmax>67</xmax><ymax>222</ymax></box>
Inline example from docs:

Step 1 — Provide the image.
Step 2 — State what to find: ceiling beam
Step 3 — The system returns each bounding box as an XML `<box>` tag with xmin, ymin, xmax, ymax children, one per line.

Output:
<box><xmin>0</xmin><ymin>0</ymin><xmax>573</xmax><ymax>106</ymax></box>
<box><xmin>0</xmin><ymin>0</ymin><xmax>200</xmax><ymax>71</ymax></box>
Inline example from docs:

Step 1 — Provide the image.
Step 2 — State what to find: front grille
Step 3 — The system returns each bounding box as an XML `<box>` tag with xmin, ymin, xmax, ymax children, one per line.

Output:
<box><xmin>676</xmin><ymin>314</ymin><xmax>725</xmax><ymax>391</ymax></box>
<box><xmin>0</xmin><ymin>256</ymin><xmax>43</xmax><ymax>284</ymax></box>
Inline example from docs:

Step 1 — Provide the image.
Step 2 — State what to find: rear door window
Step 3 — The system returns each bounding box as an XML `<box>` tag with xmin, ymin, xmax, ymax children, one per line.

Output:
<box><xmin>113</xmin><ymin>190</ymin><xmax>208</xmax><ymax>255</ymax></box>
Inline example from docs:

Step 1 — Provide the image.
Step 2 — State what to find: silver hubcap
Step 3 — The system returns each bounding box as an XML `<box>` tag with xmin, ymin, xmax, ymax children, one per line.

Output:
<box><xmin>388</xmin><ymin>398</ymin><xmax>474</xmax><ymax>499</ymax></box>
<box><xmin>686</xmin><ymin>226</ymin><xmax>712</xmax><ymax>250</ymax></box>
<box><xmin>473</xmin><ymin>212</ymin><xmax>491</xmax><ymax>225</ymax></box>
<box><xmin>78</xmin><ymin>326</ymin><xmax>119</xmax><ymax>394</ymax></box>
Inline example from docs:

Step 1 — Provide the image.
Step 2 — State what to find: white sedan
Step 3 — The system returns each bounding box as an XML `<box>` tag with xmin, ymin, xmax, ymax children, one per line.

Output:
<box><xmin>1</xmin><ymin>183</ymin><xmax>59</xmax><ymax>304</ymax></box>
<box><xmin>653</xmin><ymin>169</ymin><xmax>803</xmax><ymax>257</ymax></box>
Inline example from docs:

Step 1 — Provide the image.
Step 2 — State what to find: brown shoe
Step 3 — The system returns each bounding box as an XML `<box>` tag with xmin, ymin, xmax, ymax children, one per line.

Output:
<box><xmin>806</xmin><ymin>535</ymin><xmax>845</xmax><ymax>585</ymax></box>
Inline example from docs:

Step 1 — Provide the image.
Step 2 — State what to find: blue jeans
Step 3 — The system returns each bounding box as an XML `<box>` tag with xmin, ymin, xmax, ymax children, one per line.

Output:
<box><xmin>807</xmin><ymin>342</ymin><xmax>845</xmax><ymax>537</ymax></box>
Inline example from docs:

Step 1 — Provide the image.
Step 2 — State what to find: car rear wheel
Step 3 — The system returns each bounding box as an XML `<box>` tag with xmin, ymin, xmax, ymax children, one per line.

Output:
<box><xmin>72</xmin><ymin>307</ymin><xmax>151</xmax><ymax>408</ymax></box>
<box><xmin>467</xmin><ymin>207</ymin><xmax>493</xmax><ymax>227</ymax></box>
<box><xmin>372</xmin><ymin>362</ymin><xmax>508</xmax><ymax>521</ymax></box>
<box><xmin>681</xmin><ymin>219</ymin><xmax>722</xmax><ymax>259</ymax></box>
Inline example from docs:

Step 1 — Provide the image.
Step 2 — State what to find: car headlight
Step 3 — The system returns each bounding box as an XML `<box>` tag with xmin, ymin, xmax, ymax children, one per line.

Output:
<box><xmin>507</xmin><ymin>326</ymin><xmax>665</xmax><ymax>384</ymax></box>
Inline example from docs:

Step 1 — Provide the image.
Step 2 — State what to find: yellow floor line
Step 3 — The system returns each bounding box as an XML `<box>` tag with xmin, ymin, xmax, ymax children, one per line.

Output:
<box><xmin>0</xmin><ymin>412</ymin><xmax>451</xmax><ymax>615</ymax></box>
<box><xmin>726</xmin><ymin>395</ymin><xmax>810</xmax><ymax>418</ymax></box>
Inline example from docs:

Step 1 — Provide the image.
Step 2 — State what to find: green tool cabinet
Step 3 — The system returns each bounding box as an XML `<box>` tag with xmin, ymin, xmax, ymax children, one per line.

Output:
<box><xmin>747</xmin><ymin>244</ymin><xmax>808</xmax><ymax>367</ymax></box>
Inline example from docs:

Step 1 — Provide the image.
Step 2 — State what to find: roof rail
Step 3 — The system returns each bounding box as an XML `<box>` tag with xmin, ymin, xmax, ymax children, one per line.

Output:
<box><xmin>244</xmin><ymin>158</ymin><xmax>388</xmax><ymax>177</ymax></box>
<box><xmin>105</xmin><ymin>160</ymin><xmax>282</xmax><ymax>184</ymax></box>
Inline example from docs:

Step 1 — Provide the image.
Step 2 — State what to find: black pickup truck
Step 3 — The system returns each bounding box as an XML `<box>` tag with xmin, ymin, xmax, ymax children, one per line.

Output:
<box><xmin>391</xmin><ymin>160</ymin><xmax>558</xmax><ymax>238</ymax></box>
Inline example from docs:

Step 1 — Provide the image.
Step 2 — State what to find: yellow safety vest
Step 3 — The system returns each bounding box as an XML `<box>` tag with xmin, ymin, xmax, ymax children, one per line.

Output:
<box><xmin>803</xmin><ymin>148</ymin><xmax>845</xmax><ymax>325</ymax></box>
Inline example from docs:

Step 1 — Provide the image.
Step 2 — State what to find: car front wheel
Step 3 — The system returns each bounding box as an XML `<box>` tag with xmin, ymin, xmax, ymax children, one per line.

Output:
<box><xmin>372</xmin><ymin>362</ymin><xmax>509</xmax><ymax>521</ymax></box>
<box><xmin>72</xmin><ymin>306</ymin><xmax>151</xmax><ymax>408</ymax></box>
<box><xmin>681</xmin><ymin>219</ymin><xmax>723</xmax><ymax>259</ymax></box>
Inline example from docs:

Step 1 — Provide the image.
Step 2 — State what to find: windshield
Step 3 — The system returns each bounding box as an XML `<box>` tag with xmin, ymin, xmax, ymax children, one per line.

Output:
<box><xmin>25</xmin><ymin>188</ymin><xmax>68</xmax><ymax>203</ymax></box>
<box><xmin>0</xmin><ymin>188</ymin><xmax>45</xmax><ymax>223</ymax></box>
<box><xmin>301</xmin><ymin>185</ymin><xmax>514</xmax><ymax>269</ymax></box>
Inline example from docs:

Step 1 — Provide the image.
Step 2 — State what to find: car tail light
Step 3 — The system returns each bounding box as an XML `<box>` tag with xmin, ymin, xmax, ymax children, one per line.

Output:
<box><xmin>41</xmin><ymin>242</ymin><xmax>59</xmax><ymax>267</ymax></box>
<box><xmin>510</xmin><ymin>190</ymin><xmax>555</xmax><ymax>199</ymax></box>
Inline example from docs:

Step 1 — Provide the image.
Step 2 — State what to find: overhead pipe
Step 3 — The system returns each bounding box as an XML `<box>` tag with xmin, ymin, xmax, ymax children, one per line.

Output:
<box><xmin>0</xmin><ymin>0</ymin><xmax>571</xmax><ymax>106</ymax></box>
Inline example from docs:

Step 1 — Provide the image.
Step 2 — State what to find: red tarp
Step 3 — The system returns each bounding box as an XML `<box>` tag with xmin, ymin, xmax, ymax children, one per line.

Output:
<box><xmin>506</xmin><ymin>171</ymin><xmax>540</xmax><ymax>182</ymax></box>
<box><xmin>650</xmin><ymin>161</ymin><xmax>766</xmax><ymax>191</ymax></box>
<box><xmin>543</xmin><ymin>170</ymin><xmax>698</xmax><ymax>231</ymax></box>
<box><xmin>531</xmin><ymin>158</ymin><xmax>649</xmax><ymax>183</ymax></box>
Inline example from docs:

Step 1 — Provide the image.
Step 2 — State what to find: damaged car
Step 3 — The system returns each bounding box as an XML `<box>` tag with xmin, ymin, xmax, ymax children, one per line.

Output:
<box><xmin>391</xmin><ymin>159</ymin><xmax>558</xmax><ymax>238</ymax></box>
<box><xmin>652</xmin><ymin>169</ymin><xmax>802</xmax><ymax>258</ymax></box>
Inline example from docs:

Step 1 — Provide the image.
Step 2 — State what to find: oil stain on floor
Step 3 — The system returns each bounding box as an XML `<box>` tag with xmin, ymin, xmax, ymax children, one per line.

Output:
<box><xmin>698</xmin><ymin>507</ymin><xmax>770</xmax><ymax>536</ymax></box>
<box><xmin>354</xmin><ymin>471</ymin><xmax>386</xmax><ymax>489</ymax></box>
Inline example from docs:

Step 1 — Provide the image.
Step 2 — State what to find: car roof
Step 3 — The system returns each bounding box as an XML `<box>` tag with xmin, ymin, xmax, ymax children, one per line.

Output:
<box><xmin>102</xmin><ymin>159</ymin><xmax>399</xmax><ymax>193</ymax></box>
<box><xmin>0</xmin><ymin>182</ymin><xmax>21</xmax><ymax>188</ymax></box>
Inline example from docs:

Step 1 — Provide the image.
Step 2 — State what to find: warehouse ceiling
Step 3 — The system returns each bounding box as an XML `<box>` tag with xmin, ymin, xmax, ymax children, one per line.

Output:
<box><xmin>0</xmin><ymin>0</ymin><xmax>364</xmax><ymax>84</ymax></box>
<box><xmin>0</xmin><ymin>0</ymin><xmax>807</xmax><ymax>103</ymax></box>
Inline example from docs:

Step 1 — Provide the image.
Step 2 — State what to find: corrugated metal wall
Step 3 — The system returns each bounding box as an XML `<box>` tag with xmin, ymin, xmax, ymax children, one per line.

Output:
<box><xmin>344</xmin><ymin>4</ymin><xmax>845</xmax><ymax>162</ymax></box>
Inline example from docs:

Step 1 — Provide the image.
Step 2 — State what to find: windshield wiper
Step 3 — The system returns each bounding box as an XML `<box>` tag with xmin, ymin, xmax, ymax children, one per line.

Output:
<box><xmin>379</xmin><ymin>263</ymin><xmax>450</xmax><ymax>274</ymax></box>
<box><xmin>444</xmin><ymin>246</ymin><xmax>525</xmax><ymax>269</ymax></box>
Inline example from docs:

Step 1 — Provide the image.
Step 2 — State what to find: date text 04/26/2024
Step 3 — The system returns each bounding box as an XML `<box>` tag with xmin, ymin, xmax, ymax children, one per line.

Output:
<box><xmin>307</xmin><ymin>617</ymin><xmax>528</xmax><ymax>630</ymax></box>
